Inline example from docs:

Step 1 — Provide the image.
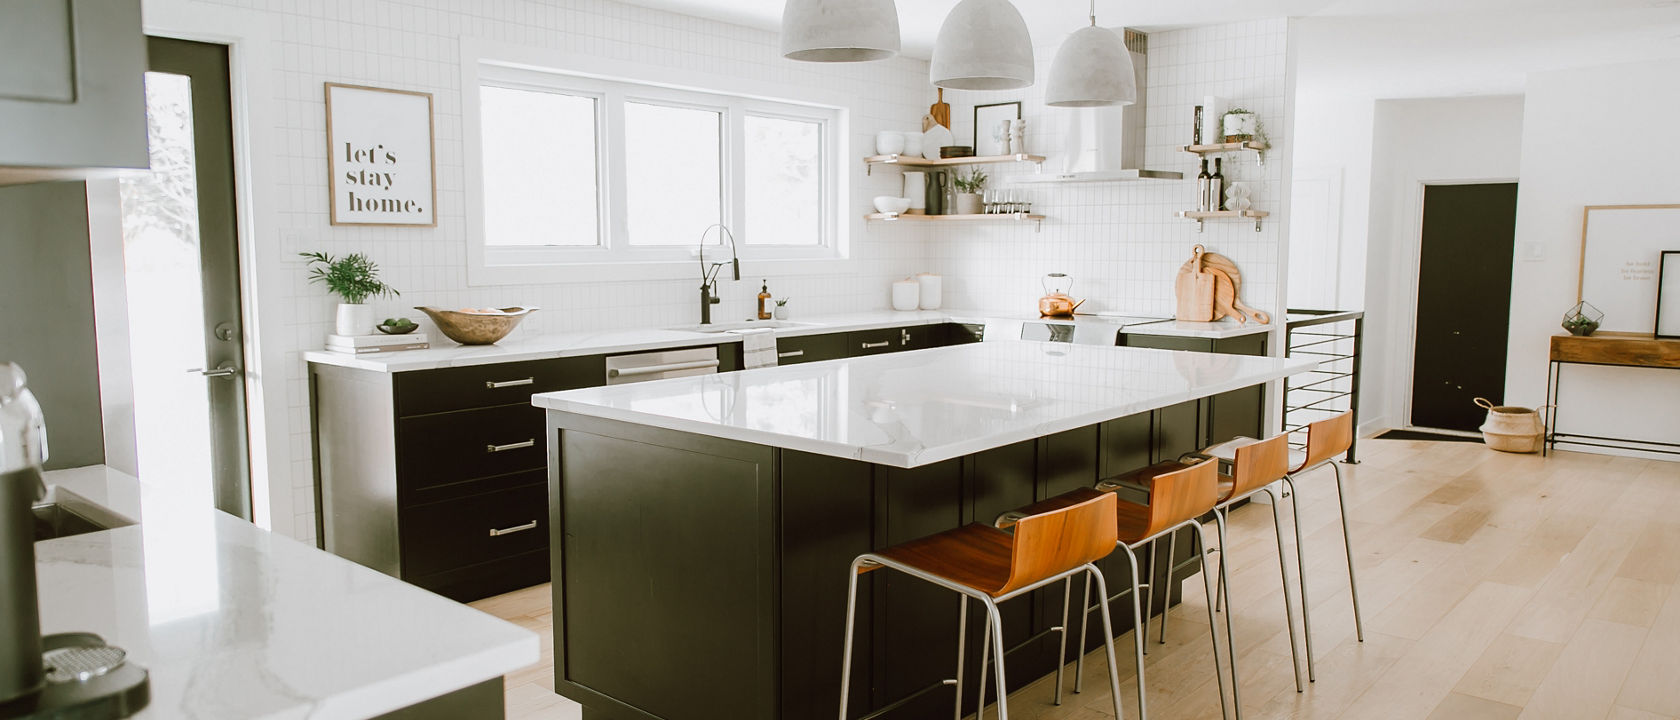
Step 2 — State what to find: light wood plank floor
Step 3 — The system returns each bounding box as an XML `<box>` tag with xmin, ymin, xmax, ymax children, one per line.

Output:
<box><xmin>471</xmin><ymin>438</ymin><xmax>1680</xmax><ymax>719</ymax></box>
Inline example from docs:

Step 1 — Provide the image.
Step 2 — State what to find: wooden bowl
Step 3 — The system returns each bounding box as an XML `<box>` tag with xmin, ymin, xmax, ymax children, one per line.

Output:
<box><xmin>414</xmin><ymin>306</ymin><xmax>538</xmax><ymax>345</ymax></box>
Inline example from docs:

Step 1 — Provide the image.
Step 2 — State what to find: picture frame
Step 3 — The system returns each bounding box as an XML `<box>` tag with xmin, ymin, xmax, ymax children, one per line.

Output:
<box><xmin>324</xmin><ymin>82</ymin><xmax>437</xmax><ymax>227</ymax></box>
<box><xmin>973</xmin><ymin>101</ymin><xmax>1022</xmax><ymax>157</ymax></box>
<box><xmin>1658</xmin><ymin>251</ymin><xmax>1680</xmax><ymax>339</ymax></box>
<box><xmin>1576</xmin><ymin>204</ymin><xmax>1680</xmax><ymax>332</ymax></box>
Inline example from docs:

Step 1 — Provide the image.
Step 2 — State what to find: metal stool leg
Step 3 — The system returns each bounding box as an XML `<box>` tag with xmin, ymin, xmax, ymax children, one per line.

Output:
<box><xmin>837</xmin><ymin>559</ymin><xmax>866</xmax><ymax>720</ymax></box>
<box><xmin>1086</xmin><ymin>564</ymin><xmax>1130</xmax><ymax>720</ymax></box>
<box><xmin>1053</xmin><ymin>578</ymin><xmax>1071</xmax><ymax>706</ymax></box>
<box><xmin>984</xmin><ymin>599</ymin><xmax>1010</xmax><ymax>720</ymax></box>
<box><xmin>1282</xmin><ymin>475</ymin><xmax>1317</xmax><ymax>682</ymax></box>
<box><xmin>1214</xmin><ymin>512</ymin><xmax>1243</xmax><ymax>720</ymax></box>
<box><xmin>1159</xmin><ymin>530</ymin><xmax>1178</xmax><ymax>645</ymax></box>
<box><xmin>1262</xmin><ymin>485</ymin><xmax>1304</xmax><ymax>692</ymax></box>
<box><xmin>1190</xmin><ymin>522</ymin><xmax>1233</xmax><ymax>720</ymax></box>
<box><xmin>977</xmin><ymin>616</ymin><xmax>992</xmax><ymax>719</ymax></box>
<box><xmin>1074</xmin><ymin>571</ymin><xmax>1091</xmax><ymax>694</ymax></box>
<box><xmin>1333</xmin><ymin>462</ymin><xmax>1366</xmax><ymax>642</ymax></box>
<box><xmin>953</xmin><ymin>595</ymin><xmax>969</xmax><ymax>720</ymax></box>
<box><xmin>1116</xmin><ymin>549</ymin><xmax>1149</xmax><ymax>720</ymax></box>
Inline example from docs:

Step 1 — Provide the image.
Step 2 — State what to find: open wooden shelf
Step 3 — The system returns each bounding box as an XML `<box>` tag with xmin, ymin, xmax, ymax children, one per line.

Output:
<box><xmin>863</xmin><ymin>153</ymin><xmax>1046</xmax><ymax>175</ymax></box>
<box><xmin>864</xmin><ymin>212</ymin><xmax>1045</xmax><ymax>232</ymax></box>
<box><xmin>1177</xmin><ymin>209</ymin><xmax>1269</xmax><ymax>232</ymax></box>
<box><xmin>1181</xmin><ymin>140</ymin><xmax>1269</xmax><ymax>167</ymax></box>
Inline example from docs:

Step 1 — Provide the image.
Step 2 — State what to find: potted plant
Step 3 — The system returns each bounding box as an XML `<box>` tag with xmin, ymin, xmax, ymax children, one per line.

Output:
<box><xmin>1222</xmin><ymin>107</ymin><xmax>1261</xmax><ymax>143</ymax></box>
<box><xmin>953</xmin><ymin>168</ymin><xmax>987</xmax><ymax>215</ymax></box>
<box><xmin>300</xmin><ymin>251</ymin><xmax>399</xmax><ymax>336</ymax></box>
<box><xmin>774</xmin><ymin>298</ymin><xmax>790</xmax><ymax>320</ymax></box>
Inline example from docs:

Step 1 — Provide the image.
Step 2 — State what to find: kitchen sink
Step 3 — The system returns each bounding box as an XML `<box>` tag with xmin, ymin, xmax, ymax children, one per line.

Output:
<box><xmin>32</xmin><ymin>488</ymin><xmax>135</xmax><ymax>542</ymax></box>
<box><xmin>665</xmin><ymin>320</ymin><xmax>822</xmax><ymax>333</ymax></box>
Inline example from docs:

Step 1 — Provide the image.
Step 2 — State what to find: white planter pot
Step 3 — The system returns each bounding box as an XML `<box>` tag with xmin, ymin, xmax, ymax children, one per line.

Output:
<box><xmin>1222</xmin><ymin>112</ymin><xmax>1258</xmax><ymax>141</ymax></box>
<box><xmin>335</xmin><ymin>303</ymin><xmax>374</xmax><ymax>336</ymax></box>
<box><xmin>954</xmin><ymin>193</ymin><xmax>983</xmax><ymax>215</ymax></box>
<box><xmin>774</xmin><ymin>305</ymin><xmax>789</xmax><ymax>320</ymax></box>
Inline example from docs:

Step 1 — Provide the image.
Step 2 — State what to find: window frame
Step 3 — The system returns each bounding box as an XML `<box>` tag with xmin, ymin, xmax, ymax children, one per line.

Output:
<box><xmin>465</xmin><ymin>57</ymin><xmax>844</xmax><ymax>284</ymax></box>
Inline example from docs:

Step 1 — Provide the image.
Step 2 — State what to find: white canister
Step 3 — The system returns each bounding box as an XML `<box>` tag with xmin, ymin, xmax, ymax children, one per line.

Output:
<box><xmin>902</xmin><ymin>171</ymin><xmax>927</xmax><ymax>211</ymax></box>
<box><xmin>901</xmin><ymin>131</ymin><xmax>923</xmax><ymax>159</ymax></box>
<box><xmin>916</xmin><ymin>273</ymin><xmax>942</xmax><ymax>310</ymax></box>
<box><xmin>875</xmin><ymin>130</ymin><xmax>905</xmax><ymax>156</ymax></box>
<box><xmin>891</xmin><ymin>279</ymin><xmax>919</xmax><ymax>311</ymax></box>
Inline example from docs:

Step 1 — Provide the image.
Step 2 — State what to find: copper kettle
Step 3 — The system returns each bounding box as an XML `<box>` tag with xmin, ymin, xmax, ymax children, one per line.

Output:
<box><xmin>1038</xmin><ymin>273</ymin><xmax>1084</xmax><ymax>318</ymax></box>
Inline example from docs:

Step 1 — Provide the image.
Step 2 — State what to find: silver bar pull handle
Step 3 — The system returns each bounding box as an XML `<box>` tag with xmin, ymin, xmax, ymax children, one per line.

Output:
<box><xmin>607</xmin><ymin>359</ymin><xmax>721</xmax><ymax>379</ymax></box>
<box><xmin>486</xmin><ymin>439</ymin><xmax>536</xmax><ymax>453</ymax></box>
<box><xmin>777</xmin><ymin>350</ymin><xmax>805</xmax><ymax>358</ymax></box>
<box><xmin>860</xmin><ymin>341</ymin><xmax>891</xmax><ymax>349</ymax></box>
<box><xmin>485</xmin><ymin>377</ymin><xmax>535</xmax><ymax>389</ymax></box>
<box><xmin>488</xmin><ymin>520</ymin><xmax>538</xmax><ymax>537</ymax></box>
<box><xmin>187</xmin><ymin>364</ymin><xmax>239</xmax><ymax>378</ymax></box>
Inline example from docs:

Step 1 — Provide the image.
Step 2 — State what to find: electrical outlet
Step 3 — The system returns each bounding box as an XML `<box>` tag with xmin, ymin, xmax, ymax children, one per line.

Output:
<box><xmin>1522</xmin><ymin>241</ymin><xmax>1547</xmax><ymax>262</ymax></box>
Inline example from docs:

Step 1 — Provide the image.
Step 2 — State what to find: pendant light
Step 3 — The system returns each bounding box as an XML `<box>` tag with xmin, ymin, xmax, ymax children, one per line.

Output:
<box><xmin>1045</xmin><ymin>0</ymin><xmax>1136</xmax><ymax>107</ymax></box>
<box><xmin>781</xmin><ymin>0</ymin><xmax>900</xmax><ymax>63</ymax></box>
<box><xmin>930</xmin><ymin>0</ymin><xmax>1034</xmax><ymax>91</ymax></box>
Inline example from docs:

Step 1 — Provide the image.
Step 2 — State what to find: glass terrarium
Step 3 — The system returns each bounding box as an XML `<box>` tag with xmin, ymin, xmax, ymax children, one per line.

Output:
<box><xmin>1562</xmin><ymin>301</ymin><xmax>1603</xmax><ymax>336</ymax></box>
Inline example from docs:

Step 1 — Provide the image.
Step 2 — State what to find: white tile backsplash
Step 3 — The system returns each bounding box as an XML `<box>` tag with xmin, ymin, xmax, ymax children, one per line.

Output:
<box><xmin>164</xmin><ymin>0</ymin><xmax>1291</xmax><ymax>541</ymax></box>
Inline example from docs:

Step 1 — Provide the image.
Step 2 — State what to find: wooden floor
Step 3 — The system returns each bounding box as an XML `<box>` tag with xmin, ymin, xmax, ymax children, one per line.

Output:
<box><xmin>472</xmin><ymin>438</ymin><xmax>1680</xmax><ymax>720</ymax></box>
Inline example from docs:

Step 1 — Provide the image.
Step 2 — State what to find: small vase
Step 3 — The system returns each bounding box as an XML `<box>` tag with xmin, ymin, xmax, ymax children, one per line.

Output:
<box><xmin>336</xmin><ymin>303</ymin><xmax>374</xmax><ymax>336</ymax></box>
<box><xmin>774</xmin><ymin>305</ymin><xmax>789</xmax><ymax>320</ymax></box>
<box><xmin>955</xmin><ymin>193</ymin><xmax>983</xmax><ymax>215</ymax></box>
<box><xmin>1223</xmin><ymin>112</ymin><xmax>1258</xmax><ymax>142</ymax></box>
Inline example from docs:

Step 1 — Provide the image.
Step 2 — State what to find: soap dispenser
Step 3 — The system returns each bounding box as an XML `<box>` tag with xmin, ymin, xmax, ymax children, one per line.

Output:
<box><xmin>757</xmin><ymin>281</ymin><xmax>772</xmax><ymax>320</ymax></box>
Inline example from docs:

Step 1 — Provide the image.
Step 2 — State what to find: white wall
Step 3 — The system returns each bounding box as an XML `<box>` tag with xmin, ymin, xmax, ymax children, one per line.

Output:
<box><xmin>1289</xmin><ymin>91</ymin><xmax>1372</xmax><ymax>313</ymax></box>
<box><xmin>930</xmin><ymin>18</ymin><xmax>1293</xmax><ymax>327</ymax></box>
<box><xmin>1361</xmin><ymin>96</ymin><xmax>1525</xmax><ymax>433</ymax></box>
<box><xmin>1506</xmin><ymin>58</ymin><xmax>1680</xmax><ymax>457</ymax></box>
<box><xmin>140</xmin><ymin>0</ymin><xmax>936</xmax><ymax>541</ymax></box>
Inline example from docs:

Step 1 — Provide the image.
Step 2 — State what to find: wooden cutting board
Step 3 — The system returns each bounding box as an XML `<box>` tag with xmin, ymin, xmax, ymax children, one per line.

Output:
<box><xmin>1208</xmin><ymin>267</ymin><xmax>1246</xmax><ymax>323</ymax></box>
<box><xmin>927</xmin><ymin>88</ymin><xmax>951</xmax><ymax>130</ymax></box>
<box><xmin>1175</xmin><ymin>245</ymin><xmax>1215</xmax><ymax>322</ymax></box>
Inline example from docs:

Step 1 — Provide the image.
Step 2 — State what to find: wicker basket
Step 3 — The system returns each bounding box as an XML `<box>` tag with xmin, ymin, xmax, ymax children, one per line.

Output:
<box><xmin>1474</xmin><ymin>397</ymin><xmax>1552</xmax><ymax>454</ymax></box>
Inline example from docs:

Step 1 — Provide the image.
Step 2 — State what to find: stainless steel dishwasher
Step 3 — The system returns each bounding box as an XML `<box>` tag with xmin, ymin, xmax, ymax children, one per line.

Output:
<box><xmin>604</xmin><ymin>346</ymin><xmax>721</xmax><ymax>385</ymax></box>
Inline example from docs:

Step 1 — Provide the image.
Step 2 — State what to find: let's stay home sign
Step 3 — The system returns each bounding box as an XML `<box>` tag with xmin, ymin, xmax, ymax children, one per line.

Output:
<box><xmin>326</xmin><ymin>83</ymin><xmax>436</xmax><ymax>227</ymax></box>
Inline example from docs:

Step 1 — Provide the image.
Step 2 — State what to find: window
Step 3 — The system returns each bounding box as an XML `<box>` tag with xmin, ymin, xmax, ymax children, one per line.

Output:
<box><xmin>470</xmin><ymin>63</ymin><xmax>841</xmax><ymax>274</ymax></box>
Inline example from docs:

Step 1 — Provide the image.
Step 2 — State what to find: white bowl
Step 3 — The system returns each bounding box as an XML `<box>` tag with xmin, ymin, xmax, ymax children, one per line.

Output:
<box><xmin>875</xmin><ymin>131</ymin><xmax>906</xmax><ymax>156</ymax></box>
<box><xmin>873</xmin><ymin>196</ymin><xmax>912</xmax><ymax>214</ymax></box>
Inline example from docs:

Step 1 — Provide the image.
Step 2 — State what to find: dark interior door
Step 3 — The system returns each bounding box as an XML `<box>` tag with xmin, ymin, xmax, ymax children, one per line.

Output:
<box><xmin>1411</xmin><ymin>182</ymin><xmax>1518</xmax><ymax>432</ymax></box>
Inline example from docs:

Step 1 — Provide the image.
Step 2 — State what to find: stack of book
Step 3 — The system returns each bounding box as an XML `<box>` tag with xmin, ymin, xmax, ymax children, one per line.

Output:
<box><xmin>325</xmin><ymin>333</ymin><xmax>430</xmax><ymax>354</ymax></box>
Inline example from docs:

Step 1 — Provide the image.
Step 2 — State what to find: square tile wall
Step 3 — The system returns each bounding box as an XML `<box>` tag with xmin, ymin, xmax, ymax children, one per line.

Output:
<box><xmin>925</xmin><ymin>19</ymin><xmax>1292</xmax><ymax>320</ymax></box>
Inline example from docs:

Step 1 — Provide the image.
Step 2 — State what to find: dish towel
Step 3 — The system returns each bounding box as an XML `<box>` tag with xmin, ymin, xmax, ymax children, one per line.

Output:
<box><xmin>737</xmin><ymin>329</ymin><xmax>778</xmax><ymax>369</ymax></box>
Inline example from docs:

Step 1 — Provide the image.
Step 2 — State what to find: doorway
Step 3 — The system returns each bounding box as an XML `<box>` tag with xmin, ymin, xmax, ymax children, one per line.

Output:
<box><xmin>114</xmin><ymin>37</ymin><xmax>251</xmax><ymax>518</ymax></box>
<box><xmin>1409</xmin><ymin>182</ymin><xmax>1518</xmax><ymax>432</ymax></box>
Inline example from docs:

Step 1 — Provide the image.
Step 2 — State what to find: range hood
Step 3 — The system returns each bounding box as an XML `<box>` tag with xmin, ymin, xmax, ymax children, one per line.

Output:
<box><xmin>1015</xmin><ymin>30</ymin><xmax>1183</xmax><ymax>184</ymax></box>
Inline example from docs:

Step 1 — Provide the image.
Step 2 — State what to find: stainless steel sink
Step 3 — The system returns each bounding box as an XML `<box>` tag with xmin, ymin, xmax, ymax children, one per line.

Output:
<box><xmin>32</xmin><ymin>487</ymin><xmax>134</xmax><ymax>542</ymax></box>
<box><xmin>665</xmin><ymin>320</ymin><xmax>821</xmax><ymax>333</ymax></box>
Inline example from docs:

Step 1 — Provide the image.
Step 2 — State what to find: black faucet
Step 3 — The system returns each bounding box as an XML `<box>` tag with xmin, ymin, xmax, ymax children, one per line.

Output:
<box><xmin>697</xmin><ymin>224</ymin><xmax>740</xmax><ymax>325</ymax></box>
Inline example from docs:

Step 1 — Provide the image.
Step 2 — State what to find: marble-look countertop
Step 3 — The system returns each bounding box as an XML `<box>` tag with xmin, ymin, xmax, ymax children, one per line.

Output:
<box><xmin>304</xmin><ymin>309</ymin><xmax>1270</xmax><ymax>373</ymax></box>
<box><xmin>34</xmin><ymin>465</ymin><xmax>538</xmax><ymax>720</ymax></box>
<box><xmin>533</xmin><ymin>341</ymin><xmax>1315</xmax><ymax>468</ymax></box>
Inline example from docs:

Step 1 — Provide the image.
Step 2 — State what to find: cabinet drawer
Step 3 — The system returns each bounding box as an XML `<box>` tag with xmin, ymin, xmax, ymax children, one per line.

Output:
<box><xmin>898</xmin><ymin>324</ymin><xmax>944</xmax><ymax>351</ymax></box>
<box><xmin>407</xmin><ymin>547</ymin><xmax>549</xmax><ymax>604</ymax></box>
<box><xmin>847</xmin><ymin>327</ymin><xmax>901</xmax><ymax>356</ymax></box>
<box><xmin>775</xmin><ymin>333</ymin><xmax>846</xmax><ymax>365</ymax></box>
<box><xmin>394</xmin><ymin>355</ymin><xmax>603</xmax><ymax>417</ymax></box>
<box><xmin>401</xmin><ymin>481</ymin><xmax>549</xmax><ymax>579</ymax></box>
<box><xmin>397</xmin><ymin>404</ymin><xmax>546</xmax><ymax>493</ymax></box>
<box><xmin>1122</xmin><ymin>334</ymin><xmax>1212</xmax><ymax>352</ymax></box>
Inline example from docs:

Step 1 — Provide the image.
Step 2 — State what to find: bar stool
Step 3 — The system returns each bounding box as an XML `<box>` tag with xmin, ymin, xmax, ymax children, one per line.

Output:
<box><xmin>1066</xmin><ymin>458</ymin><xmax>1237</xmax><ymax>720</ymax></box>
<box><xmin>837</xmin><ymin>489</ymin><xmax>1127</xmax><ymax>720</ymax></box>
<box><xmin>1190</xmin><ymin>433</ymin><xmax>1306</xmax><ymax>695</ymax></box>
<box><xmin>1205</xmin><ymin>410</ymin><xmax>1361</xmax><ymax>684</ymax></box>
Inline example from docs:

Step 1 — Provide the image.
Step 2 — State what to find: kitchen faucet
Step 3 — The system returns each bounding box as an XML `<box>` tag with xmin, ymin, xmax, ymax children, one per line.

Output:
<box><xmin>697</xmin><ymin>224</ymin><xmax>740</xmax><ymax>325</ymax></box>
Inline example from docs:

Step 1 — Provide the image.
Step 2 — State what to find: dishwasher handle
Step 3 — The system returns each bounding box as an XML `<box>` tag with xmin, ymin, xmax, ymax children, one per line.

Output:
<box><xmin>606</xmin><ymin>359</ymin><xmax>721</xmax><ymax>379</ymax></box>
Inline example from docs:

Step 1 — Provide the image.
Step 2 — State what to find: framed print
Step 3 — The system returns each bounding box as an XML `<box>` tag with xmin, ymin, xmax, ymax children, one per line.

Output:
<box><xmin>325</xmin><ymin>82</ymin><xmax>437</xmax><ymax>226</ymax></box>
<box><xmin>1658</xmin><ymin>251</ymin><xmax>1680</xmax><ymax>339</ymax></box>
<box><xmin>1577</xmin><ymin>204</ymin><xmax>1680</xmax><ymax>332</ymax></box>
<box><xmin>973</xmin><ymin>101</ymin><xmax>1022</xmax><ymax>157</ymax></box>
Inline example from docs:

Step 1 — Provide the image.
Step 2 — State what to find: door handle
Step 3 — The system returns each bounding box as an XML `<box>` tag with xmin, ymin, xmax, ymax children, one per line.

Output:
<box><xmin>777</xmin><ymin>350</ymin><xmax>805</xmax><ymax>358</ymax></box>
<box><xmin>486</xmin><ymin>439</ymin><xmax>536</xmax><ymax>453</ymax></box>
<box><xmin>607</xmin><ymin>359</ymin><xmax>721</xmax><ymax>378</ymax></box>
<box><xmin>188</xmin><ymin>363</ymin><xmax>239</xmax><ymax>378</ymax></box>
<box><xmin>485</xmin><ymin>377</ymin><xmax>535</xmax><ymax>389</ymax></box>
<box><xmin>488</xmin><ymin>520</ymin><xmax>538</xmax><ymax>537</ymax></box>
<box><xmin>860</xmin><ymin>341</ymin><xmax>890</xmax><ymax>349</ymax></box>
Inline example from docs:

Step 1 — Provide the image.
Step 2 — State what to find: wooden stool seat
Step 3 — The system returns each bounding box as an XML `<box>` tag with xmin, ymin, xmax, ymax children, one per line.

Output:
<box><xmin>861</xmin><ymin>524</ymin><xmax>1013</xmax><ymax>596</ymax></box>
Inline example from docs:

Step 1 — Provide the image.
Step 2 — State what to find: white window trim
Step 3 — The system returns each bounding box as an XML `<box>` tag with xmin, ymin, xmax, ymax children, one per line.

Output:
<box><xmin>462</xmin><ymin>38</ymin><xmax>853</xmax><ymax>286</ymax></box>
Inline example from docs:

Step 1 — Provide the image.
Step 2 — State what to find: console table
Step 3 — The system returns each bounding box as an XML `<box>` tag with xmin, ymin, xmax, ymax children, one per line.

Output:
<box><xmin>1545</xmin><ymin>332</ymin><xmax>1680</xmax><ymax>456</ymax></box>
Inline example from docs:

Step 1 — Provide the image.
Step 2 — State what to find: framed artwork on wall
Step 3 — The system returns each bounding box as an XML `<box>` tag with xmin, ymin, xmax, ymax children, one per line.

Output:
<box><xmin>1576</xmin><ymin>204</ymin><xmax>1680</xmax><ymax>332</ymax></box>
<box><xmin>1657</xmin><ymin>251</ymin><xmax>1680</xmax><ymax>339</ymax></box>
<box><xmin>973</xmin><ymin>101</ymin><xmax>1021</xmax><ymax>157</ymax></box>
<box><xmin>325</xmin><ymin>82</ymin><xmax>437</xmax><ymax>227</ymax></box>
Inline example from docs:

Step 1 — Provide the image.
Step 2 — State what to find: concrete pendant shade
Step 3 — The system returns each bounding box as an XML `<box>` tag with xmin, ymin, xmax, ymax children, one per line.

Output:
<box><xmin>930</xmin><ymin>0</ymin><xmax>1034</xmax><ymax>90</ymax></box>
<box><xmin>1046</xmin><ymin>24</ymin><xmax>1136</xmax><ymax>107</ymax></box>
<box><xmin>781</xmin><ymin>0</ymin><xmax>900</xmax><ymax>62</ymax></box>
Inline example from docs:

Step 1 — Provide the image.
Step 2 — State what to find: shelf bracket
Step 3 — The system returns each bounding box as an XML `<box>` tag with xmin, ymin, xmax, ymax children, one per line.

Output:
<box><xmin>1194</xmin><ymin>218</ymin><xmax>1205</xmax><ymax>233</ymax></box>
<box><xmin>1254</xmin><ymin>217</ymin><xmax>1263</xmax><ymax>233</ymax></box>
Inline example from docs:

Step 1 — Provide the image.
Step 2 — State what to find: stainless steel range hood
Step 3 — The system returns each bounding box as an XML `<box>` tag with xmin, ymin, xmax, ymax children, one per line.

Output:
<box><xmin>1016</xmin><ymin>30</ymin><xmax>1183</xmax><ymax>184</ymax></box>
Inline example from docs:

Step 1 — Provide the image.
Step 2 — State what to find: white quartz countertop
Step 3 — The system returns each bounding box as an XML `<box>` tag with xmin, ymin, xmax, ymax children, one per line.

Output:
<box><xmin>35</xmin><ymin>466</ymin><xmax>538</xmax><ymax>720</ymax></box>
<box><xmin>304</xmin><ymin>309</ymin><xmax>1270</xmax><ymax>373</ymax></box>
<box><xmin>532</xmin><ymin>342</ymin><xmax>1315</xmax><ymax>468</ymax></box>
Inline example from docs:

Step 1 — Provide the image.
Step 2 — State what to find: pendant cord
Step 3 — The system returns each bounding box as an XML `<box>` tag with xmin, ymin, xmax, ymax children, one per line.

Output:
<box><xmin>1089</xmin><ymin>0</ymin><xmax>1097</xmax><ymax>26</ymax></box>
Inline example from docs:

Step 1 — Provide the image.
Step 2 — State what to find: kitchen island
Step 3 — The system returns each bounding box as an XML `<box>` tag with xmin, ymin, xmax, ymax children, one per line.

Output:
<box><xmin>534</xmin><ymin>341</ymin><xmax>1314</xmax><ymax>720</ymax></box>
